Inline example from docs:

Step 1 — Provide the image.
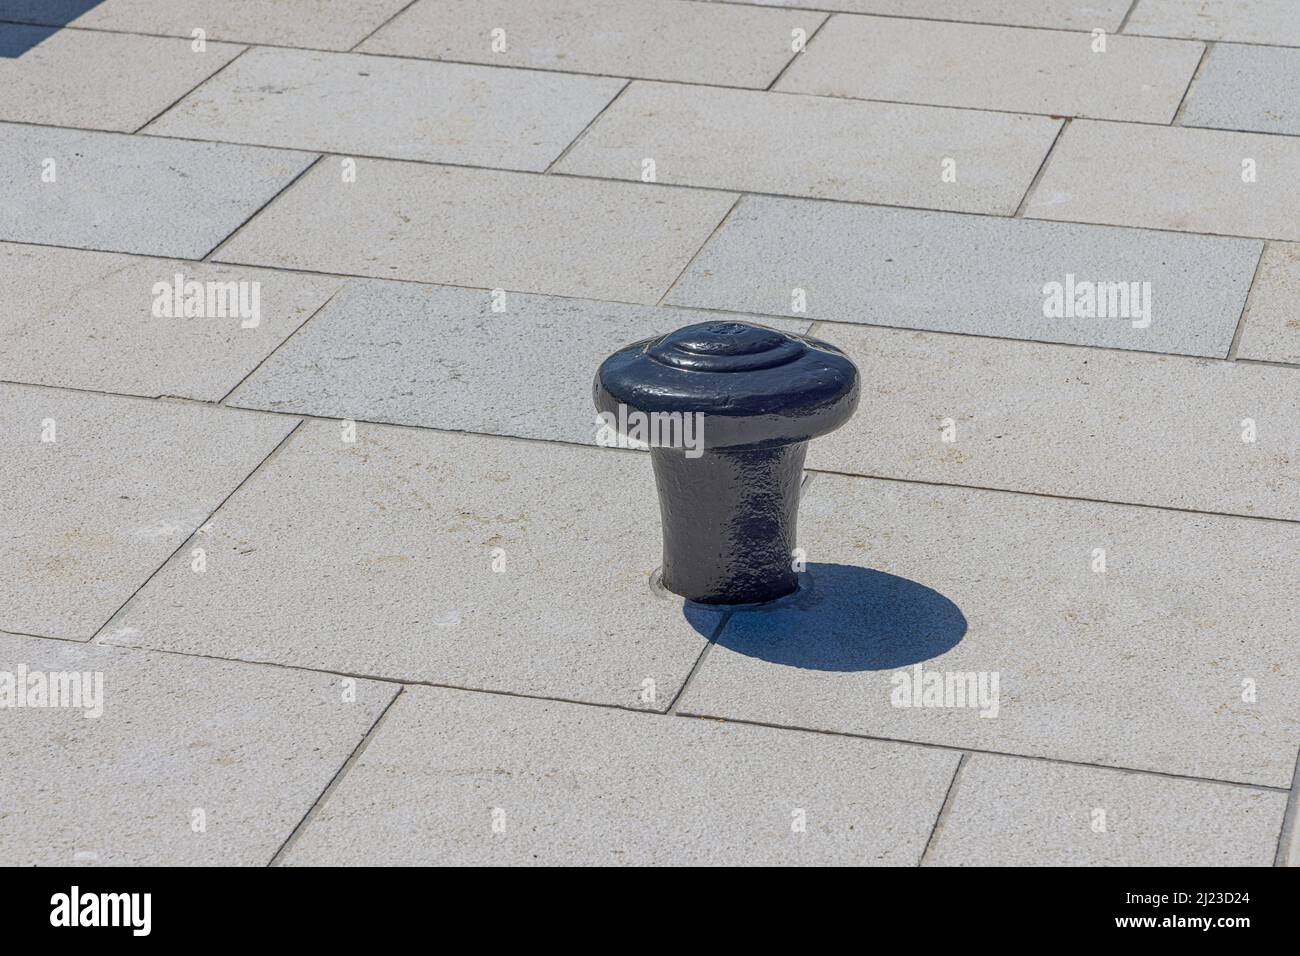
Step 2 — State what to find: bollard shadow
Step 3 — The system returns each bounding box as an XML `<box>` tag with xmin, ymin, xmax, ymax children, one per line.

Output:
<box><xmin>1</xmin><ymin>3</ymin><xmax>110</xmax><ymax>58</ymax></box>
<box><xmin>684</xmin><ymin>563</ymin><xmax>966</xmax><ymax>672</ymax></box>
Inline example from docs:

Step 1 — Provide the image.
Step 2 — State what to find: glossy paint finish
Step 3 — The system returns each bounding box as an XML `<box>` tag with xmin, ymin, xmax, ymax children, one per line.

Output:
<box><xmin>595</xmin><ymin>321</ymin><xmax>859</xmax><ymax>604</ymax></box>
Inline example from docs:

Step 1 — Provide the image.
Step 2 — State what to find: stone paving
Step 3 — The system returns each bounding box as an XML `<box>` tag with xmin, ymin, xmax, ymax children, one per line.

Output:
<box><xmin>0</xmin><ymin>0</ymin><xmax>1297</xmax><ymax>868</ymax></box>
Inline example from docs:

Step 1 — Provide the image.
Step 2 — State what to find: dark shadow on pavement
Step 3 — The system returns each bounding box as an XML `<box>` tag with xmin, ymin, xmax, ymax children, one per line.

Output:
<box><xmin>1</xmin><ymin>3</ymin><xmax>109</xmax><ymax>57</ymax></box>
<box><xmin>685</xmin><ymin>562</ymin><xmax>966</xmax><ymax>672</ymax></box>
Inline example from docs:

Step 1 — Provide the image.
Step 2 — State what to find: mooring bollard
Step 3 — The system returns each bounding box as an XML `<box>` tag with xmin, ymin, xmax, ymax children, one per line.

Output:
<box><xmin>594</xmin><ymin>321</ymin><xmax>859</xmax><ymax>604</ymax></box>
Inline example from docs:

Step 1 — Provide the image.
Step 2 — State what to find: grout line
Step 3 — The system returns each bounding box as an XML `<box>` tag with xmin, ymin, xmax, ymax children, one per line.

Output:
<box><xmin>45</xmin><ymin>628</ymin><xmax>1294</xmax><ymax>795</ymax></box>
<box><xmin>132</xmin><ymin>44</ymin><xmax>250</xmax><ymax>134</ymax></box>
<box><xmin>1117</xmin><ymin>0</ymin><xmax>1141</xmax><ymax>34</ymax></box>
<box><xmin>1274</xmin><ymin>746</ymin><xmax>1300</xmax><ymax>866</ymax></box>
<box><xmin>1013</xmin><ymin>117</ymin><xmax>1068</xmax><ymax>217</ymax></box>
<box><xmin>655</xmin><ymin>194</ymin><xmax>744</xmax><ymax>306</ymax></box>
<box><xmin>1227</xmin><ymin>241</ymin><xmax>1269</xmax><ymax>360</ymax></box>
<box><xmin>3</xmin><ymin>368</ymin><xmax>1298</xmax><ymax>529</ymax></box>
<box><xmin>673</xmin><ymin>710</ymin><xmax>1292</xmax><ymax>793</ymax></box>
<box><xmin>919</xmin><ymin>752</ymin><xmax>968</xmax><ymax>865</ymax></box>
<box><xmin>666</xmin><ymin>611</ymin><xmax>733</xmax><ymax>714</ymax></box>
<box><xmin>87</xmin><ymin>420</ymin><xmax>305</xmax><ymax>644</ymax></box>
<box><xmin>8</xmin><ymin>109</ymin><xmax>1300</xmax><ymax>241</ymax></box>
<box><xmin>268</xmin><ymin>685</ymin><xmax>406</xmax><ymax>866</ymax></box>
<box><xmin>201</xmin><ymin>153</ymin><xmax>325</xmax><ymax>261</ymax></box>
<box><xmin>347</xmin><ymin>0</ymin><xmax>421</xmax><ymax>52</ymax></box>
<box><xmin>0</xmin><ymin>235</ymin><xmax>1282</xmax><ymax>369</ymax></box>
<box><xmin>544</xmin><ymin>78</ymin><xmax>632</xmax><ymax>173</ymax></box>
<box><xmin>1170</xmin><ymin>41</ymin><xmax>1211</xmax><ymax>127</ymax></box>
<box><xmin>765</xmin><ymin>11</ymin><xmax>831</xmax><ymax>91</ymax></box>
<box><xmin>218</xmin><ymin>286</ymin><xmax>345</xmax><ymax>403</ymax></box>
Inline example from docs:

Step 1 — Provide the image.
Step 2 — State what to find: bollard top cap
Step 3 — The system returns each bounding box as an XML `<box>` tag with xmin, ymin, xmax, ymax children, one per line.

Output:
<box><xmin>594</xmin><ymin>321</ymin><xmax>859</xmax><ymax>449</ymax></box>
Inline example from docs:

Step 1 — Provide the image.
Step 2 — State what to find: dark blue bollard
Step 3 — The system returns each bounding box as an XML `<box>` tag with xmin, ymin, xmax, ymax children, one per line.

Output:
<box><xmin>595</xmin><ymin>321</ymin><xmax>859</xmax><ymax>604</ymax></box>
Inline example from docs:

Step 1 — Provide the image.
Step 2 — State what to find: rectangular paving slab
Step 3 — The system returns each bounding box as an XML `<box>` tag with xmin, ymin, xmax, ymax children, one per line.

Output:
<box><xmin>0</xmin><ymin>123</ymin><xmax>317</xmax><ymax>258</ymax></box>
<box><xmin>0</xmin><ymin>0</ymin><xmax>414</xmax><ymax>50</ymax></box>
<box><xmin>1025</xmin><ymin>120</ymin><xmax>1300</xmax><ymax>241</ymax></box>
<box><xmin>359</xmin><ymin>0</ymin><xmax>823</xmax><ymax>89</ymax></box>
<box><xmin>146</xmin><ymin>47</ymin><xmax>624</xmax><ymax>172</ymax></box>
<box><xmin>555</xmin><ymin>81</ymin><xmax>1060</xmax><ymax>215</ymax></box>
<box><xmin>214</xmin><ymin>159</ymin><xmax>736</xmax><ymax>303</ymax></box>
<box><xmin>0</xmin><ymin>633</ymin><xmax>396</xmax><ymax>866</ymax></box>
<box><xmin>665</xmin><ymin>196</ymin><xmax>1260</xmax><ymax>356</ymax></box>
<box><xmin>227</xmin><ymin>278</ymin><xmax>808</xmax><ymax>442</ymax></box>
<box><xmin>281</xmin><ymin>685</ymin><xmax>960</xmax><ymax>865</ymax></box>
<box><xmin>718</xmin><ymin>0</ymin><xmax>1130</xmax><ymax>30</ymax></box>
<box><xmin>1127</xmin><ymin>0</ymin><xmax>1300</xmax><ymax>47</ymax></box>
<box><xmin>1237</xmin><ymin>243</ymin><xmax>1300</xmax><ymax>365</ymax></box>
<box><xmin>805</xmin><ymin>322</ymin><xmax>1300</xmax><ymax>521</ymax></box>
<box><xmin>679</xmin><ymin>473</ymin><xmax>1300</xmax><ymax>787</ymax></box>
<box><xmin>777</xmin><ymin>15</ymin><xmax>1202</xmax><ymax>123</ymax></box>
<box><xmin>925</xmin><ymin>755</ymin><xmax>1286</xmax><ymax>866</ymax></box>
<box><xmin>0</xmin><ymin>385</ymin><xmax>296</xmax><ymax>641</ymax></box>
<box><xmin>1179</xmin><ymin>42</ymin><xmax>1300</xmax><ymax>136</ymax></box>
<box><xmin>102</xmin><ymin>425</ymin><xmax>721</xmax><ymax>711</ymax></box>
<box><xmin>0</xmin><ymin>24</ymin><xmax>242</xmax><ymax>132</ymax></box>
<box><xmin>0</xmin><ymin>242</ymin><xmax>343</xmax><ymax>400</ymax></box>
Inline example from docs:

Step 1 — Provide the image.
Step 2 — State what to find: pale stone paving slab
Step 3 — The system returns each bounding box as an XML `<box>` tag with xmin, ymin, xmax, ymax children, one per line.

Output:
<box><xmin>0</xmin><ymin>242</ymin><xmax>343</xmax><ymax>400</ymax></box>
<box><xmin>1024</xmin><ymin>120</ymin><xmax>1300</xmax><ymax>242</ymax></box>
<box><xmin>227</xmin><ymin>279</ymin><xmax>809</xmax><ymax>442</ymax></box>
<box><xmin>146</xmin><ymin>47</ymin><xmax>624</xmax><ymax>172</ymax></box>
<box><xmin>214</xmin><ymin>159</ymin><xmax>736</xmax><ymax>303</ymax></box>
<box><xmin>0</xmin><ymin>385</ymin><xmax>298</xmax><ymax>641</ymax></box>
<box><xmin>1237</xmin><ymin>243</ymin><xmax>1300</xmax><ymax>365</ymax></box>
<box><xmin>665</xmin><ymin>196</ymin><xmax>1260</xmax><ymax>357</ymax></box>
<box><xmin>1127</xmin><ymin>0</ymin><xmax>1300</xmax><ymax>48</ymax></box>
<box><xmin>805</xmin><ymin>322</ymin><xmax>1300</xmax><ymax>521</ymax></box>
<box><xmin>777</xmin><ymin>16</ymin><xmax>1203</xmax><ymax>124</ymax></box>
<box><xmin>103</xmin><ymin>425</ymin><xmax>721</xmax><ymax>711</ymax></box>
<box><xmin>0</xmin><ymin>633</ymin><xmax>397</xmax><ymax>866</ymax></box>
<box><xmin>360</xmin><ymin>0</ymin><xmax>823</xmax><ymax>89</ymax></box>
<box><xmin>0</xmin><ymin>0</ymin><xmax>414</xmax><ymax>50</ymax></box>
<box><xmin>0</xmin><ymin>25</ymin><xmax>242</xmax><ymax>132</ymax></box>
<box><xmin>679</xmin><ymin>473</ymin><xmax>1300</xmax><ymax>787</ymax></box>
<box><xmin>0</xmin><ymin>123</ymin><xmax>317</xmax><ymax>258</ymax></box>
<box><xmin>281</xmin><ymin>686</ymin><xmax>961</xmax><ymax>865</ymax></box>
<box><xmin>713</xmin><ymin>0</ymin><xmax>1130</xmax><ymax>31</ymax></box>
<box><xmin>925</xmin><ymin>755</ymin><xmax>1286</xmax><ymax>866</ymax></box>
<box><xmin>1179</xmin><ymin>43</ymin><xmax>1300</xmax><ymax>136</ymax></box>
<box><xmin>555</xmin><ymin>81</ymin><xmax>1060</xmax><ymax>215</ymax></box>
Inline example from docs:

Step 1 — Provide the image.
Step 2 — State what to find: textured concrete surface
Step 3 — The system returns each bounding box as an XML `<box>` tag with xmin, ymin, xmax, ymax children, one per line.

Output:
<box><xmin>147</xmin><ymin>47</ymin><xmax>624</xmax><ymax>171</ymax></box>
<box><xmin>360</xmin><ymin>0</ymin><xmax>823</xmax><ymax>88</ymax></box>
<box><xmin>1127</xmin><ymin>0</ymin><xmax>1300</xmax><ymax>47</ymax></box>
<box><xmin>0</xmin><ymin>242</ymin><xmax>343</xmax><ymax>400</ymax></box>
<box><xmin>5</xmin><ymin>0</ymin><xmax>1298</xmax><ymax>868</ymax></box>
<box><xmin>556</xmin><ymin>81</ymin><xmax>1060</xmax><ymax>214</ymax></box>
<box><xmin>727</xmin><ymin>0</ymin><xmax>1131</xmax><ymax>30</ymax></box>
<box><xmin>778</xmin><ymin>16</ymin><xmax>1203</xmax><ymax>123</ymax></box>
<box><xmin>1025</xmin><ymin>120</ymin><xmax>1300</xmax><ymax>241</ymax></box>
<box><xmin>926</xmin><ymin>755</ymin><xmax>1287</xmax><ymax>866</ymax></box>
<box><xmin>666</xmin><ymin>196</ymin><xmax>1260</xmax><ymax>356</ymax></box>
<box><xmin>1237</xmin><ymin>243</ymin><xmax>1300</xmax><ymax>365</ymax></box>
<box><xmin>282</xmin><ymin>685</ymin><xmax>961</xmax><ymax>866</ymax></box>
<box><xmin>228</xmin><ymin>278</ymin><xmax>808</xmax><ymax>441</ymax></box>
<box><xmin>679</xmin><ymin>473</ymin><xmax>1300</xmax><ymax>786</ymax></box>
<box><xmin>0</xmin><ymin>384</ymin><xmax>297</xmax><ymax>640</ymax></box>
<box><xmin>0</xmin><ymin>122</ymin><xmax>316</xmax><ymax>258</ymax></box>
<box><xmin>805</xmin><ymin>322</ymin><xmax>1300</xmax><ymax>520</ymax></box>
<box><xmin>214</xmin><ymin>159</ymin><xmax>735</xmax><ymax>302</ymax></box>
<box><xmin>0</xmin><ymin>633</ymin><xmax>396</xmax><ymax>866</ymax></box>
<box><xmin>103</xmin><ymin>424</ymin><xmax>721</xmax><ymax>711</ymax></box>
<box><xmin>0</xmin><ymin>0</ymin><xmax>414</xmax><ymax>50</ymax></box>
<box><xmin>1180</xmin><ymin>42</ymin><xmax>1300</xmax><ymax>136</ymax></box>
<box><xmin>0</xmin><ymin>24</ymin><xmax>241</xmax><ymax>132</ymax></box>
